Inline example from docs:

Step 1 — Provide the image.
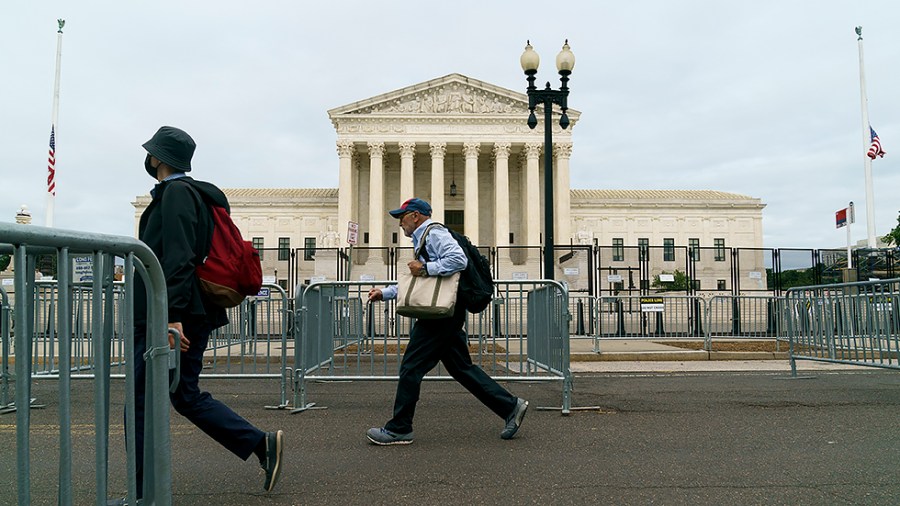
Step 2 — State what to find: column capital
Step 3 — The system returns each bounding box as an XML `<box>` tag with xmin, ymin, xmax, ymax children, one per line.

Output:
<box><xmin>554</xmin><ymin>142</ymin><xmax>573</xmax><ymax>159</ymax></box>
<box><xmin>399</xmin><ymin>141</ymin><xmax>416</xmax><ymax>158</ymax></box>
<box><xmin>428</xmin><ymin>141</ymin><xmax>447</xmax><ymax>159</ymax></box>
<box><xmin>463</xmin><ymin>141</ymin><xmax>481</xmax><ymax>158</ymax></box>
<box><xmin>336</xmin><ymin>140</ymin><xmax>355</xmax><ymax>158</ymax></box>
<box><xmin>492</xmin><ymin>142</ymin><xmax>511</xmax><ymax>159</ymax></box>
<box><xmin>524</xmin><ymin>142</ymin><xmax>542</xmax><ymax>159</ymax></box>
<box><xmin>367</xmin><ymin>141</ymin><xmax>385</xmax><ymax>158</ymax></box>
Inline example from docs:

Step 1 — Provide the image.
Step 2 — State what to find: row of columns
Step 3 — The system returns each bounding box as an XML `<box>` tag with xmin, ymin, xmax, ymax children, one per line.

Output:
<box><xmin>336</xmin><ymin>140</ymin><xmax>572</xmax><ymax>249</ymax></box>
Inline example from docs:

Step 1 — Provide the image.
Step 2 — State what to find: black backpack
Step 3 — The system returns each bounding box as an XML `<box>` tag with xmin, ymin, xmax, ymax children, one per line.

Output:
<box><xmin>420</xmin><ymin>223</ymin><xmax>494</xmax><ymax>314</ymax></box>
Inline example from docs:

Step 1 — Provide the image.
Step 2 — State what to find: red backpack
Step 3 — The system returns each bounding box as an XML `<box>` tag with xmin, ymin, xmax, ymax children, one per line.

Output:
<box><xmin>194</xmin><ymin>199</ymin><xmax>262</xmax><ymax>308</ymax></box>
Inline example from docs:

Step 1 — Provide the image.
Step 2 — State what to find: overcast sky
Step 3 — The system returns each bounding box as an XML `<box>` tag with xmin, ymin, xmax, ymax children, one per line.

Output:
<box><xmin>2</xmin><ymin>1</ymin><xmax>898</xmax><ymax>249</ymax></box>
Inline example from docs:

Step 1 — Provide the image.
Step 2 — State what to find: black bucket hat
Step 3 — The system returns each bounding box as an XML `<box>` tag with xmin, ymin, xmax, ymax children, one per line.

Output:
<box><xmin>142</xmin><ymin>126</ymin><xmax>195</xmax><ymax>174</ymax></box>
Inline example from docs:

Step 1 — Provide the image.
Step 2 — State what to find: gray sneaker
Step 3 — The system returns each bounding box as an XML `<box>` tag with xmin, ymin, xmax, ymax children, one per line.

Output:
<box><xmin>501</xmin><ymin>398</ymin><xmax>528</xmax><ymax>439</ymax></box>
<box><xmin>366</xmin><ymin>427</ymin><xmax>414</xmax><ymax>445</ymax></box>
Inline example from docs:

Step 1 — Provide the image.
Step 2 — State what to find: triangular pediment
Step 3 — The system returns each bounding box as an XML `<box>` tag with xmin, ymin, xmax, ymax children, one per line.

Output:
<box><xmin>328</xmin><ymin>73</ymin><xmax>580</xmax><ymax>120</ymax></box>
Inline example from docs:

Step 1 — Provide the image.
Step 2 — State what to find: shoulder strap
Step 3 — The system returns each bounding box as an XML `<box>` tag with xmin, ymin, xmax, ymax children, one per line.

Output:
<box><xmin>415</xmin><ymin>222</ymin><xmax>446</xmax><ymax>260</ymax></box>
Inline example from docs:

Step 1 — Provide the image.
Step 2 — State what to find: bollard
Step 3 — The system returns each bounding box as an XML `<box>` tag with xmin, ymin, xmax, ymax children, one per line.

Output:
<box><xmin>766</xmin><ymin>298</ymin><xmax>777</xmax><ymax>335</ymax></box>
<box><xmin>616</xmin><ymin>298</ymin><xmax>626</xmax><ymax>336</ymax></box>
<box><xmin>576</xmin><ymin>299</ymin><xmax>585</xmax><ymax>335</ymax></box>
<box><xmin>692</xmin><ymin>298</ymin><xmax>703</xmax><ymax>337</ymax></box>
<box><xmin>731</xmin><ymin>297</ymin><xmax>741</xmax><ymax>336</ymax></box>
<box><xmin>654</xmin><ymin>311</ymin><xmax>664</xmax><ymax>335</ymax></box>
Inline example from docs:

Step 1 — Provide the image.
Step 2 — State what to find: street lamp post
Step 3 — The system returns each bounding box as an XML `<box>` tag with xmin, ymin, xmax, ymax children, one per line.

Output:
<box><xmin>521</xmin><ymin>40</ymin><xmax>575</xmax><ymax>281</ymax></box>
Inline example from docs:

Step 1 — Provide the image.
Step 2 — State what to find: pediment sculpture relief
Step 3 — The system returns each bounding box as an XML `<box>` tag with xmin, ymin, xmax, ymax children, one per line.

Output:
<box><xmin>354</xmin><ymin>85</ymin><xmax>528</xmax><ymax>115</ymax></box>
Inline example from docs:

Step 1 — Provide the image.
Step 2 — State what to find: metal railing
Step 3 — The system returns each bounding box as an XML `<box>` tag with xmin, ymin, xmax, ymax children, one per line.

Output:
<box><xmin>1</xmin><ymin>222</ymin><xmax>173</xmax><ymax>506</ymax></box>
<box><xmin>292</xmin><ymin>280</ymin><xmax>573</xmax><ymax>413</ymax></box>
<box><xmin>785</xmin><ymin>278</ymin><xmax>900</xmax><ymax>375</ymax></box>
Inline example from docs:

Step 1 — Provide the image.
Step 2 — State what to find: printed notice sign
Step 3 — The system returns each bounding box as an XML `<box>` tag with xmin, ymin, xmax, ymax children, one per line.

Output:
<box><xmin>640</xmin><ymin>297</ymin><xmax>664</xmax><ymax>313</ymax></box>
<box><xmin>73</xmin><ymin>256</ymin><xmax>93</xmax><ymax>283</ymax></box>
<box><xmin>512</xmin><ymin>272</ymin><xmax>528</xmax><ymax>280</ymax></box>
<box><xmin>607</xmin><ymin>274</ymin><xmax>623</xmax><ymax>283</ymax></box>
<box><xmin>564</xmin><ymin>267</ymin><xmax>579</xmax><ymax>276</ymax></box>
<box><xmin>347</xmin><ymin>221</ymin><xmax>359</xmax><ymax>245</ymax></box>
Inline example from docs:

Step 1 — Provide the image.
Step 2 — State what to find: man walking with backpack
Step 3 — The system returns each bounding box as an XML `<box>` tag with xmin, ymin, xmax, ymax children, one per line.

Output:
<box><xmin>125</xmin><ymin>126</ymin><xmax>283</xmax><ymax>502</ymax></box>
<box><xmin>366</xmin><ymin>197</ymin><xmax>528</xmax><ymax>445</ymax></box>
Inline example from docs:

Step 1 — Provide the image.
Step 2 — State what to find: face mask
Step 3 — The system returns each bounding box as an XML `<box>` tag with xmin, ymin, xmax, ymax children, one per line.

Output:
<box><xmin>144</xmin><ymin>154</ymin><xmax>158</xmax><ymax>179</ymax></box>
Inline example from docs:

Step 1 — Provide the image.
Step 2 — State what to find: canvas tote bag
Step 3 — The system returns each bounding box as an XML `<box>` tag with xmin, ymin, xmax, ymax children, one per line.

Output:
<box><xmin>396</xmin><ymin>225</ymin><xmax>460</xmax><ymax>319</ymax></box>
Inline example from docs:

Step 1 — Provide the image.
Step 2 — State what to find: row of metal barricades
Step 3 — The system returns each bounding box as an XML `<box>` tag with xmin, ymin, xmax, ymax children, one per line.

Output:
<box><xmin>3</xmin><ymin>219</ymin><xmax>899</xmax><ymax>504</ymax></box>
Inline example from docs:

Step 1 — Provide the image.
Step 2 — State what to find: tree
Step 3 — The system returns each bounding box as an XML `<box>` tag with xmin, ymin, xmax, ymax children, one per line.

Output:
<box><xmin>882</xmin><ymin>212</ymin><xmax>900</xmax><ymax>246</ymax></box>
<box><xmin>651</xmin><ymin>269</ymin><xmax>692</xmax><ymax>291</ymax></box>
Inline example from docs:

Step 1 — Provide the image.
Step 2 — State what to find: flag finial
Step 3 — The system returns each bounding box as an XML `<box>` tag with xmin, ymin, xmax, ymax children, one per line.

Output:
<box><xmin>57</xmin><ymin>19</ymin><xmax>65</xmax><ymax>33</ymax></box>
<box><xmin>855</xmin><ymin>26</ymin><xmax>862</xmax><ymax>40</ymax></box>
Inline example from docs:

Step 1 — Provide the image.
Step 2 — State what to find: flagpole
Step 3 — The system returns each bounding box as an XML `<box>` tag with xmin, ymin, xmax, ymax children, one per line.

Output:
<box><xmin>45</xmin><ymin>19</ymin><xmax>65</xmax><ymax>228</ymax></box>
<box><xmin>856</xmin><ymin>26</ymin><xmax>877</xmax><ymax>248</ymax></box>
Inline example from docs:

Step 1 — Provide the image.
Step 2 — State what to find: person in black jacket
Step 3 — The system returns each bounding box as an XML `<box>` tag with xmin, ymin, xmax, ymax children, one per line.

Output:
<box><xmin>128</xmin><ymin>126</ymin><xmax>283</xmax><ymax>500</ymax></box>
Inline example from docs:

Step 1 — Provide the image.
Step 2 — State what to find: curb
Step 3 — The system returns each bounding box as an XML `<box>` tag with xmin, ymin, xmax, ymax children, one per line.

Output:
<box><xmin>571</xmin><ymin>351</ymin><xmax>791</xmax><ymax>362</ymax></box>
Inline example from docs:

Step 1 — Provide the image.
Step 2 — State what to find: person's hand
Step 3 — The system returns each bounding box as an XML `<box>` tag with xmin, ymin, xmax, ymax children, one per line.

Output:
<box><xmin>168</xmin><ymin>322</ymin><xmax>190</xmax><ymax>352</ymax></box>
<box><xmin>408</xmin><ymin>260</ymin><xmax>427</xmax><ymax>277</ymax></box>
<box><xmin>368</xmin><ymin>288</ymin><xmax>384</xmax><ymax>302</ymax></box>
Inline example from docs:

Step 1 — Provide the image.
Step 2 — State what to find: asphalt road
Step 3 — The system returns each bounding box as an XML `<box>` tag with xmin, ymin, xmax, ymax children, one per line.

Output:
<box><xmin>3</xmin><ymin>369</ymin><xmax>900</xmax><ymax>505</ymax></box>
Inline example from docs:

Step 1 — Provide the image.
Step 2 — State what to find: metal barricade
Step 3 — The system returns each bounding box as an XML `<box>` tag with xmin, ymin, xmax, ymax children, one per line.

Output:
<box><xmin>1</xmin><ymin>285</ymin><xmax>11</xmax><ymax>411</ymax></box>
<box><xmin>785</xmin><ymin>278</ymin><xmax>900</xmax><ymax>375</ymax></box>
<box><xmin>592</xmin><ymin>294</ymin><xmax>705</xmax><ymax>351</ymax></box>
<box><xmin>1</xmin><ymin>222</ymin><xmax>173</xmax><ymax>506</ymax></box>
<box><xmin>293</xmin><ymin>280</ymin><xmax>572</xmax><ymax>414</ymax></box>
<box><xmin>705</xmin><ymin>295</ymin><xmax>785</xmax><ymax>350</ymax></box>
<box><xmin>202</xmin><ymin>284</ymin><xmax>293</xmax><ymax>410</ymax></box>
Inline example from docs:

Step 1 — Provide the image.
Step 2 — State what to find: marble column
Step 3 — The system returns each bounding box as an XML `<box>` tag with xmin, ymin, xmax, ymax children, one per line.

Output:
<box><xmin>493</xmin><ymin>142</ymin><xmax>511</xmax><ymax>249</ymax></box>
<box><xmin>554</xmin><ymin>142</ymin><xmax>573</xmax><ymax>247</ymax></box>
<box><xmin>429</xmin><ymin>142</ymin><xmax>446</xmax><ymax>222</ymax></box>
<box><xmin>524</xmin><ymin>142</ymin><xmax>542</xmax><ymax>252</ymax></box>
<box><xmin>399</xmin><ymin>141</ymin><xmax>416</xmax><ymax>201</ymax></box>
<box><xmin>337</xmin><ymin>140</ymin><xmax>355</xmax><ymax>244</ymax></box>
<box><xmin>463</xmin><ymin>141</ymin><xmax>481</xmax><ymax>245</ymax></box>
<box><xmin>367</xmin><ymin>141</ymin><xmax>385</xmax><ymax>248</ymax></box>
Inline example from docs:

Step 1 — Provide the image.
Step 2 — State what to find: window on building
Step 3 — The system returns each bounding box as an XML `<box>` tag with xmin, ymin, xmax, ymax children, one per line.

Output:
<box><xmin>663</xmin><ymin>238</ymin><xmax>675</xmax><ymax>262</ymax></box>
<box><xmin>714</xmin><ymin>238</ymin><xmax>726</xmax><ymax>261</ymax></box>
<box><xmin>392</xmin><ymin>232</ymin><xmax>398</xmax><ymax>244</ymax></box>
<box><xmin>252</xmin><ymin>237</ymin><xmax>264</xmax><ymax>261</ymax></box>
<box><xmin>692</xmin><ymin>279</ymin><xmax>701</xmax><ymax>291</ymax></box>
<box><xmin>278</xmin><ymin>237</ymin><xmax>290</xmax><ymax>261</ymax></box>
<box><xmin>304</xmin><ymin>237</ymin><xmax>316</xmax><ymax>261</ymax></box>
<box><xmin>640</xmin><ymin>279</ymin><xmax>650</xmax><ymax>291</ymax></box>
<box><xmin>689</xmin><ymin>238</ymin><xmax>700</xmax><ymax>261</ymax></box>
<box><xmin>638</xmin><ymin>238</ymin><xmax>649</xmax><ymax>261</ymax></box>
<box><xmin>717</xmin><ymin>279</ymin><xmax>727</xmax><ymax>290</ymax></box>
<box><xmin>612</xmin><ymin>238</ymin><xmax>624</xmax><ymax>262</ymax></box>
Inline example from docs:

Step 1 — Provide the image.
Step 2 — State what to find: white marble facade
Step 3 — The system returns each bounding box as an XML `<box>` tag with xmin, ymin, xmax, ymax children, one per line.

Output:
<box><xmin>132</xmin><ymin>73</ymin><xmax>765</xmax><ymax>286</ymax></box>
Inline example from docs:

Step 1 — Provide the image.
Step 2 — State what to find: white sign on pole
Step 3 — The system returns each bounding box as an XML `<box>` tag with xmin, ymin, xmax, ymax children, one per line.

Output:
<box><xmin>360</xmin><ymin>274</ymin><xmax>375</xmax><ymax>282</ymax></box>
<box><xmin>659</xmin><ymin>273</ymin><xmax>675</xmax><ymax>283</ymax></box>
<box><xmin>262</xmin><ymin>275</ymin><xmax>276</xmax><ymax>285</ymax></box>
<box><xmin>347</xmin><ymin>221</ymin><xmax>359</xmax><ymax>245</ymax></box>
<box><xmin>512</xmin><ymin>272</ymin><xmax>528</xmax><ymax>280</ymax></box>
<box><xmin>748</xmin><ymin>271</ymin><xmax>762</xmax><ymax>279</ymax></box>
<box><xmin>607</xmin><ymin>274</ymin><xmax>623</xmax><ymax>283</ymax></box>
<box><xmin>563</xmin><ymin>267</ymin><xmax>579</xmax><ymax>276</ymax></box>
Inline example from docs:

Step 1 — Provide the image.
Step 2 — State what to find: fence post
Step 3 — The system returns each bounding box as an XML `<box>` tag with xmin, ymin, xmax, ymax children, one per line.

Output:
<box><xmin>654</xmin><ymin>311</ymin><xmax>664</xmax><ymax>335</ymax></box>
<box><xmin>731</xmin><ymin>296</ymin><xmax>741</xmax><ymax>336</ymax></box>
<box><xmin>692</xmin><ymin>297</ymin><xmax>703</xmax><ymax>337</ymax></box>
<box><xmin>616</xmin><ymin>298</ymin><xmax>625</xmax><ymax>336</ymax></box>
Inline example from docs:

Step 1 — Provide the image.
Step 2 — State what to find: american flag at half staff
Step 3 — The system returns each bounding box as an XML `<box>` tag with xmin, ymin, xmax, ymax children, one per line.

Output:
<box><xmin>47</xmin><ymin>125</ymin><xmax>56</xmax><ymax>195</ymax></box>
<box><xmin>867</xmin><ymin>126</ymin><xmax>885</xmax><ymax>160</ymax></box>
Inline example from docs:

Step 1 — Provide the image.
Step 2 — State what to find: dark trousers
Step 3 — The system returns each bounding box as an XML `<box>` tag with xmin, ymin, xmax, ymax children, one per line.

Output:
<box><xmin>132</xmin><ymin>319</ymin><xmax>265</xmax><ymax>495</ymax></box>
<box><xmin>384</xmin><ymin>305</ymin><xmax>517</xmax><ymax>435</ymax></box>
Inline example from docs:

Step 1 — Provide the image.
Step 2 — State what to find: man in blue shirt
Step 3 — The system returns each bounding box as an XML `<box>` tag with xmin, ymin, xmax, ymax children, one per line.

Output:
<box><xmin>366</xmin><ymin>198</ymin><xmax>528</xmax><ymax>445</ymax></box>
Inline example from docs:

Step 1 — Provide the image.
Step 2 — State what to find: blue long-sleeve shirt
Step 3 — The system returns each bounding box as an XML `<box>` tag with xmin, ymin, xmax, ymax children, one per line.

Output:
<box><xmin>381</xmin><ymin>219</ymin><xmax>467</xmax><ymax>300</ymax></box>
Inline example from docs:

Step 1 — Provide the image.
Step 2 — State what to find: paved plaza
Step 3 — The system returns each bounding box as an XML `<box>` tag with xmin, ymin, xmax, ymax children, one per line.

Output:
<box><xmin>2</xmin><ymin>361</ymin><xmax>899</xmax><ymax>505</ymax></box>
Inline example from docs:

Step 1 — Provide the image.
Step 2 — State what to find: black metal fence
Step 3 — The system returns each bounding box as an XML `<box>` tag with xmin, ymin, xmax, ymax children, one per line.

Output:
<box><xmin>234</xmin><ymin>245</ymin><xmax>900</xmax><ymax>299</ymax></box>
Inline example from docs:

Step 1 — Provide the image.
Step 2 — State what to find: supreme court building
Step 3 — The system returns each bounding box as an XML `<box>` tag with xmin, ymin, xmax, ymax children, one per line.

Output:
<box><xmin>134</xmin><ymin>73</ymin><xmax>765</xmax><ymax>291</ymax></box>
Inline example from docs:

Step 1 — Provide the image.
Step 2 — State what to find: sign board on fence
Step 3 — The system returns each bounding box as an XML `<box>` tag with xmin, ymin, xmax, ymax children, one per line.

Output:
<box><xmin>563</xmin><ymin>267</ymin><xmax>579</xmax><ymax>276</ymax></box>
<box><xmin>1</xmin><ymin>278</ymin><xmax>12</xmax><ymax>286</ymax></box>
<box><xmin>512</xmin><ymin>272</ymin><xmax>528</xmax><ymax>280</ymax></box>
<box><xmin>360</xmin><ymin>274</ymin><xmax>375</xmax><ymax>282</ymax></box>
<box><xmin>262</xmin><ymin>275</ymin><xmax>276</xmax><ymax>285</ymax></box>
<box><xmin>256</xmin><ymin>287</ymin><xmax>270</xmax><ymax>298</ymax></box>
<box><xmin>73</xmin><ymin>255</ymin><xmax>93</xmax><ymax>283</ymax></box>
<box><xmin>640</xmin><ymin>296</ymin><xmax>664</xmax><ymax>313</ymax></box>
<box><xmin>607</xmin><ymin>274</ymin><xmax>623</xmax><ymax>283</ymax></box>
<box><xmin>310</xmin><ymin>275</ymin><xmax>326</xmax><ymax>283</ymax></box>
<box><xmin>659</xmin><ymin>274</ymin><xmax>675</xmax><ymax>282</ymax></box>
<box><xmin>347</xmin><ymin>221</ymin><xmax>359</xmax><ymax>245</ymax></box>
<box><xmin>748</xmin><ymin>271</ymin><xmax>762</xmax><ymax>279</ymax></box>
